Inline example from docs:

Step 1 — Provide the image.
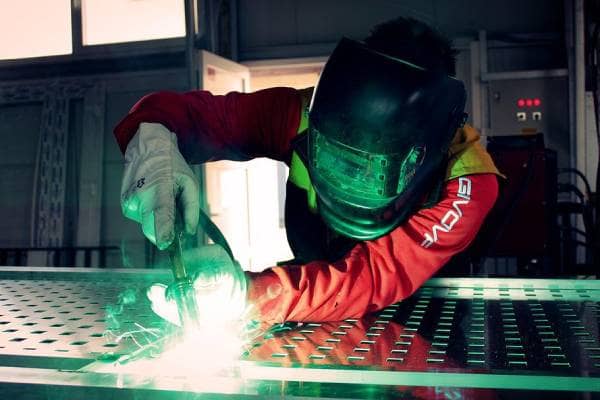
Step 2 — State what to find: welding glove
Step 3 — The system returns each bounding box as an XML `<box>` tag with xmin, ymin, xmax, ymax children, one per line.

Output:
<box><xmin>147</xmin><ymin>245</ymin><xmax>247</xmax><ymax>327</ymax></box>
<box><xmin>121</xmin><ymin>122</ymin><xmax>200</xmax><ymax>250</ymax></box>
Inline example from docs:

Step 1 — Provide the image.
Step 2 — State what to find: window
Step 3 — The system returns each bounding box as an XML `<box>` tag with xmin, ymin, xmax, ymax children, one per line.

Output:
<box><xmin>81</xmin><ymin>0</ymin><xmax>185</xmax><ymax>45</ymax></box>
<box><xmin>0</xmin><ymin>0</ymin><xmax>72</xmax><ymax>60</ymax></box>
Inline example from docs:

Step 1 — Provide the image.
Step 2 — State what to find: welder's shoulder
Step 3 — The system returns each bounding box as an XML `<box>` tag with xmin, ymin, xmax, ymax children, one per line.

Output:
<box><xmin>445</xmin><ymin>124</ymin><xmax>504</xmax><ymax>180</ymax></box>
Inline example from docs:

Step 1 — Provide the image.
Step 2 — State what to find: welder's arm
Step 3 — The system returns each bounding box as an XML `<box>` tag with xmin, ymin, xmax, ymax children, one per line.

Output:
<box><xmin>247</xmin><ymin>174</ymin><xmax>499</xmax><ymax>324</ymax></box>
<box><xmin>114</xmin><ymin>88</ymin><xmax>303</xmax><ymax>164</ymax></box>
<box><xmin>114</xmin><ymin>88</ymin><xmax>303</xmax><ymax>249</ymax></box>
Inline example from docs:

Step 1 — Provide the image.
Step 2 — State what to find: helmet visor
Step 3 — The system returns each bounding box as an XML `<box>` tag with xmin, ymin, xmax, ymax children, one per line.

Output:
<box><xmin>309</xmin><ymin>126</ymin><xmax>426</xmax><ymax>209</ymax></box>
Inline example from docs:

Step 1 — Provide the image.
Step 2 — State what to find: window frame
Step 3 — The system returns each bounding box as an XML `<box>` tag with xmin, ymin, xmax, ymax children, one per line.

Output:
<box><xmin>0</xmin><ymin>0</ymin><xmax>189</xmax><ymax>68</ymax></box>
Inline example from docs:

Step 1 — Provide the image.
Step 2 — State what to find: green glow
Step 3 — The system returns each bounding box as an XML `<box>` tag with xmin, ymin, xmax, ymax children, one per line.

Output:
<box><xmin>103</xmin><ymin>287</ymin><xmax>164</xmax><ymax>361</ymax></box>
<box><xmin>90</xmin><ymin>329</ymin><xmax>248</xmax><ymax>386</ymax></box>
<box><xmin>147</xmin><ymin>284</ymin><xmax>180</xmax><ymax>326</ymax></box>
<box><xmin>113</xmin><ymin>328</ymin><xmax>248</xmax><ymax>376</ymax></box>
<box><xmin>147</xmin><ymin>245</ymin><xmax>248</xmax><ymax>327</ymax></box>
<box><xmin>313</xmin><ymin>130</ymin><xmax>396</xmax><ymax>200</ymax></box>
<box><xmin>105</xmin><ymin>288</ymin><xmax>138</xmax><ymax>330</ymax></box>
<box><xmin>238</xmin><ymin>363</ymin><xmax>600</xmax><ymax>392</ymax></box>
<box><xmin>110</xmin><ymin>283</ymin><xmax>257</xmax><ymax>377</ymax></box>
<box><xmin>397</xmin><ymin>146</ymin><xmax>424</xmax><ymax>193</ymax></box>
<box><xmin>134</xmin><ymin>245</ymin><xmax>256</xmax><ymax>376</ymax></box>
<box><xmin>147</xmin><ymin>278</ymin><xmax>250</xmax><ymax>328</ymax></box>
<box><xmin>422</xmin><ymin>278</ymin><xmax>600</xmax><ymax>301</ymax></box>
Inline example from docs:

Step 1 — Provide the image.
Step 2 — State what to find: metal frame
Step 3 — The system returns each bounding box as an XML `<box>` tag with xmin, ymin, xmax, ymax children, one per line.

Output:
<box><xmin>239</xmin><ymin>42</ymin><xmax>338</xmax><ymax>61</ymax></box>
<box><xmin>564</xmin><ymin>0</ymin><xmax>588</xmax><ymax>265</ymax></box>
<box><xmin>470</xmin><ymin>40</ymin><xmax>485</xmax><ymax>137</ymax></box>
<box><xmin>0</xmin><ymin>79</ymin><xmax>105</xmax><ymax>252</ymax></box>
<box><xmin>200</xmin><ymin>50</ymin><xmax>251</xmax><ymax>86</ymax></box>
<box><xmin>0</xmin><ymin>67</ymin><xmax>189</xmax><ymax>268</ymax></box>
<box><xmin>483</xmin><ymin>69</ymin><xmax>568</xmax><ymax>81</ymax></box>
<box><xmin>0</xmin><ymin>247</ymin><xmax>119</xmax><ymax>268</ymax></box>
<box><xmin>76</xmin><ymin>83</ymin><xmax>106</xmax><ymax>248</ymax></box>
<box><xmin>0</xmin><ymin>266</ymin><xmax>169</xmax><ymax>280</ymax></box>
<box><xmin>0</xmin><ymin>364</ymin><xmax>595</xmax><ymax>395</ymax></box>
<box><xmin>242</xmin><ymin>56</ymin><xmax>328</xmax><ymax>71</ymax></box>
<box><xmin>197</xmin><ymin>50</ymin><xmax>253</xmax><ymax>262</ymax></box>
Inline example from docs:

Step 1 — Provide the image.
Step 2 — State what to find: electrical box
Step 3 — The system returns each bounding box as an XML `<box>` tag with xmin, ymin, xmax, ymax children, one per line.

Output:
<box><xmin>488</xmin><ymin>77</ymin><xmax>570</xmax><ymax>168</ymax></box>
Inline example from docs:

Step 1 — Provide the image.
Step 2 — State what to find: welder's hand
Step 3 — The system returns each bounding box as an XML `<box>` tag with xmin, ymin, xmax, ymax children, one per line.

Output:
<box><xmin>190</xmin><ymin>245</ymin><xmax>247</xmax><ymax>324</ymax></box>
<box><xmin>120</xmin><ymin>122</ymin><xmax>200</xmax><ymax>250</ymax></box>
<box><xmin>147</xmin><ymin>245</ymin><xmax>247</xmax><ymax>326</ymax></box>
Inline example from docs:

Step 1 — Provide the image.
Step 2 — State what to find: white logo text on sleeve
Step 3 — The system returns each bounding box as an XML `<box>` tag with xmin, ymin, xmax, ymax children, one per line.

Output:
<box><xmin>420</xmin><ymin>177</ymin><xmax>472</xmax><ymax>248</ymax></box>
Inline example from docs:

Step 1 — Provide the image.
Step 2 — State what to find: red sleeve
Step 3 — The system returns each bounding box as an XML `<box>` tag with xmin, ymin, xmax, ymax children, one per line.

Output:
<box><xmin>248</xmin><ymin>174</ymin><xmax>499</xmax><ymax>323</ymax></box>
<box><xmin>113</xmin><ymin>87</ymin><xmax>302</xmax><ymax>164</ymax></box>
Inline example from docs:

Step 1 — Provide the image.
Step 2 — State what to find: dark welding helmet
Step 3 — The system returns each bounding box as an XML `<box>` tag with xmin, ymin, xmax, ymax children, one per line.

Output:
<box><xmin>307</xmin><ymin>38</ymin><xmax>467</xmax><ymax>240</ymax></box>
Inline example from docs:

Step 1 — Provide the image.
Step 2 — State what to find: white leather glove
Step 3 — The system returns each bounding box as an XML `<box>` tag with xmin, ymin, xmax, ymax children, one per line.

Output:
<box><xmin>121</xmin><ymin>122</ymin><xmax>200</xmax><ymax>250</ymax></box>
<box><xmin>146</xmin><ymin>245</ymin><xmax>248</xmax><ymax>327</ymax></box>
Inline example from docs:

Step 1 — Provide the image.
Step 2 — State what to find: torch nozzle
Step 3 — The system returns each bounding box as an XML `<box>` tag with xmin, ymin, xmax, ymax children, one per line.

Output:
<box><xmin>168</xmin><ymin>279</ymin><xmax>200</xmax><ymax>330</ymax></box>
<box><xmin>167</xmin><ymin>231</ymin><xmax>200</xmax><ymax>331</ymax></box>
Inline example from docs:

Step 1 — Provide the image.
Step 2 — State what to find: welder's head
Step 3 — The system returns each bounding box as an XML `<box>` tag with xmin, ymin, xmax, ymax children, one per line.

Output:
<box><xmin>306</xmin><ymin>19</ymin><xmax>466</xmax><ymax>240</ymax></box>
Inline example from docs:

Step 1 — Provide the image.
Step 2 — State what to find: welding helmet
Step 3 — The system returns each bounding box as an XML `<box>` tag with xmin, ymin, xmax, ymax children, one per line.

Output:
<box><xmin>307</xmin><ymin>38</ymin><xmax>467</xmax><ymax>240</ymax></box>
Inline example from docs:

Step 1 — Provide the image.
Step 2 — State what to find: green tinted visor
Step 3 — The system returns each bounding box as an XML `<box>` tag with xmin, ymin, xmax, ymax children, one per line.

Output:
<box><xmin>311</xmin><ymin>127</ymin><xmax>425</xmax><ymax>208</ymax></box>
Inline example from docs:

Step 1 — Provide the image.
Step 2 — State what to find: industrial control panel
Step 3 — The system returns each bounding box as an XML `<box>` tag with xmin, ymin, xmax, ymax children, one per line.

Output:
<box><xmin>488</xmin><ymin>77</ymin><xmax>570</xmax><ymax>168</ymax></box>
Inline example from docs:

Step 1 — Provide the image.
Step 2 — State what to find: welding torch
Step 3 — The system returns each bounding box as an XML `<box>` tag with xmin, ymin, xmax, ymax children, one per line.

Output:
<box><xmin>167</xmin><ymin>204</ymin><xmax>240</xmax><ymax>330</ymax></box>
<box><xmin>113</xmin><ymin>228</ymin><xmax>199</xmax><ymax>366</ymax></box>
<box><xmin>166</xmin><ymin>220</ymin><xmax>201</xmax><ymax>332</ymax></box>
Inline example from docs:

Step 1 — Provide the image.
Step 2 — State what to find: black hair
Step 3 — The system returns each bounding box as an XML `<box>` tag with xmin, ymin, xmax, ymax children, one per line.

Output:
<box><xmin>364</xmin><ymin>17</ymin><xmax>458</xmax><ymax>76</ymax></box>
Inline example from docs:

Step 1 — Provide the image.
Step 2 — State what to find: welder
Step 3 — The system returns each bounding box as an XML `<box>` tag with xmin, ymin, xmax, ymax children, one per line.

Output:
<box><xmin>115</xmin><ymin>17</ymin><xmax>501</xmax><ymax>325</ymax></box>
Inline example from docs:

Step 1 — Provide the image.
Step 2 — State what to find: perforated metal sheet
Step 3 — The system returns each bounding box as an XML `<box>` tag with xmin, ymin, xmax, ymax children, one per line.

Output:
<box><xmin>0</xmin><ymin>270</ymin><xmax>167</xmax><ymax>359</ymax></box>
<box><xmin>0</xmin><ymin>268</ymin><xmax>599</xmax><ymax>396</ymax></box>
<box><xmin>244</xmin><ymin>285</ymin><xmax>600</xmax><ymax>376</ymax></box>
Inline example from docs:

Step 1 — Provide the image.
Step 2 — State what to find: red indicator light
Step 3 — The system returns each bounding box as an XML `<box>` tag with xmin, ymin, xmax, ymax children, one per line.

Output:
<box><xmin>517</xmin><ymin>99</ymin><xmax>525</xmax><ymax>107</ymax></box>
<box><xmin>533</xmin><ymin>98</ymin><xmax>541</xmax><ymax>107</ymax></box>
<box><xmin>525</xmin><ymin>99</ymin><xmax>533</xmax><ymax>107</ymax></box>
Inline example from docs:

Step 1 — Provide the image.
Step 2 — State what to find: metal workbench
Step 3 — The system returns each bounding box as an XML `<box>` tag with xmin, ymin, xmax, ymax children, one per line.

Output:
<box><xmin>0</xmin><ymin>267</ymin><xmax>598</xmax><ymax>399</ymax></box>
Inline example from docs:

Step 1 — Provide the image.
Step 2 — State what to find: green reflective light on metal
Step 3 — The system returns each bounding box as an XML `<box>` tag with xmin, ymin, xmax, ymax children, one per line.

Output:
<box><xmin>420</xmin><ymin>278</ymin><xmax>600</xmax><ymax>301</ymax></box>
<box><xmin>238</xmin><ymin>363</ymin><xmax>600</xmax><ymax>392</ymax></box>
